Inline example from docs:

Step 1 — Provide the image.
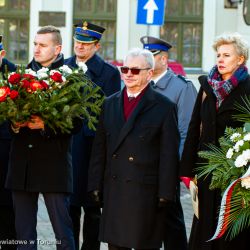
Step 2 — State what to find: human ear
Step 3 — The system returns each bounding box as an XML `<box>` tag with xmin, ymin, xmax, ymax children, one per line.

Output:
<box><xmin>0</xmin><ymin>50</ymin><xmax>6</xmax><ymax>58</ymax></box>
<box><xmin>238</xmin><ymin>55</ymin><xmax>245</xmax><ymax>65</ymax></box>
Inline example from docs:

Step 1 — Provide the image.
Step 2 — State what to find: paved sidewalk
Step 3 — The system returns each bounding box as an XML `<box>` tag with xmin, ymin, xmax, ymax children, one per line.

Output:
<box><xmin>37</xmin><ymin>182</ymin><xmax>193</xmax><ymax>250</ymax></box>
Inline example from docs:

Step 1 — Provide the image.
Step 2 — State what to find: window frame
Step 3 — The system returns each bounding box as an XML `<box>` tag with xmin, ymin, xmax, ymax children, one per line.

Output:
<box><xmin>0</xmin><ymin>0</ymin><xmax>30</xmax><ymax>64</ymax></box>
<box><xmin>162</xmin><ymin>0</ymin><xmax>204</xmax><ymax>68</ymax></box>
<box><xmin>73</xmin><ymin>0</ymin><xmax>117</xmax><ymax>60</ymax></box>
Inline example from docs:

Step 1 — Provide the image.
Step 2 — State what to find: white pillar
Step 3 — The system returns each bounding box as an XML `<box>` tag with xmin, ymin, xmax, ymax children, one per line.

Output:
<box><xmin>116</xmin><ymin>0</ymin><xmax>131</xmax><ymax>61</ymax></box>
<box><xmin>29</xmin><ymin>0</ymin><xmax>73</xmax><ymax>61</ymax></box>
<box><xmin>202</xmin><ymin>0</ymin><xmax>217</xmax><ymax>72</ymax></box>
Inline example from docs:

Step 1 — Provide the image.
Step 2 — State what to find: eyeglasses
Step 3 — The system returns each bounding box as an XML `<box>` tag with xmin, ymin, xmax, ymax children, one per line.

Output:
<box><xmin>120</xmin><ymin>66</ymin><xmax>151</xmax><ymax>75</ymax></box>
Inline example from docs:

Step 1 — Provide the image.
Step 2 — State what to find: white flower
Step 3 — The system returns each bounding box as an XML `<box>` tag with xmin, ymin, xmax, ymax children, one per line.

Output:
<box><xmin>59</xmin><ymin>65</ymin><xmax>72</xmax><ymax>75</ymax></box>
<box><xmin>234</xmin><ymin>149</ymin><xmax>250</xmax><ymax>167</ymax></box>
<box><xmin>49</xmin><ymin>70</ymin><xmax>60</xmax><ymax>75</ymax></box>
<box><xmin>38</xmin><ymin>67</ymin><xmax>49</xmax><ymax>73</ymax></box>
<box><xmin>37</xmin><ymin>72</ymin><xmax>48</xmax><ymax>79</ymax></box>
<box><xmin>24</xmin><ymin>69</ymin><xmax>37</xmax><ymax>77</ymax></box>
<box><xmin>241</xmin><ymin>176</ymin><xmax>250</xmax><ymax>189</ymax></box>
<box><xmin>233</xmin><ymin>140</ymin><xmax>244</xmax><ymax>152</ymax></box>
<box><xmin>36</xmin><ymin>67</ymin><xmax>49</xmax><ymax>79</ymax></box>
<box><xmin>62</xmin><ymin>76</ymin><xmax>66</xmax><ymax>82</ymax></box>
<box><xmin>78</xmin><ymin>62</ymin><xmax>88</xmax><ymax>73</ymax></box>
<box><xmin>230</xmin><ymin>133</ymin><xmax>241</xmax><ymax>142</ymax></box>
<box><xmin>235</xmin><ymin>155</ymin><xmax>248</xmax><ymax>167</ymax></box>
<box><xmin>244</xmin><ymin>133</ymin><xmax>250</xmax><ymax>141</ymax></box>
<box><xmin>226</xmin><ymin>148</ymin><xmax>234</xmax><ymax>159</ymax></box>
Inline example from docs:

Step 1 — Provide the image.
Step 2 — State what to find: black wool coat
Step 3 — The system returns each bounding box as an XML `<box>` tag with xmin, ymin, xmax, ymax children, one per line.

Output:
<box><xmin>6</xmin><ymin>55</ymin><xmax>81</xmax><ymax>193</ymax></box>
<box><xmin>180</xmin><ymin>75</ymin><xmax>250</xmax><ymax>250</ymax></box>
<box><xmin>88</xmin><ymin>85</ymin><xmax>180</xmax><ymax>249</ymax></box>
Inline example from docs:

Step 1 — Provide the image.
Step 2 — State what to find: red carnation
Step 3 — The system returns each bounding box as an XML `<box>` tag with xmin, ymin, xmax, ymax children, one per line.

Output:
<box><xmin>40</xmin><ymin>80</ymin><xmax>49</xmax><ymax>89</ymax></box>
<box><xmin>9</xmin><ymin>90</ymin><xmax>19</xmax><ymax>100</ymax></box>
<box><xmin>30</xmin><ymin>81</ymin><xmax>44</xmax><ymax>91</ymax></box>
<box><xmin>21</xmin><ymin>79</ymin><xmax>31</xmax><ymax>89</ymax></box>
<box><xmin>8</xmin><ymin>73</ymin><xmax>21</xmax><ymax>85</ymax></box>
<box><xmin>23</xmin><ymin>74</ymin><xmax>35</xmax><ymax>80</ymax></box>
<box><xmin>0</xmin><ymin>86</ymin><xmax>11</xmax><ymax>102</ymax></box>
<box><xmin>50</xmin><ymin>72</ymin><xmax>63</xmax><ymax>83</ymax></box>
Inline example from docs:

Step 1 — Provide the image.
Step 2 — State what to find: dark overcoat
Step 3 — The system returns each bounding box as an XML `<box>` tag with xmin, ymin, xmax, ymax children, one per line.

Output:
<box><xmin>6</xmin><ymin>55</ymin><xmax>81</xmax><ymax>193</ymax></box>
<box><xmin>88</xmin><ymin>86</ymin><xmax>180</xmax><ymax>248</ymax></box>
<box><xmin>180</xmin><ymin>75</ymin><xmax>250</xmax><ymax>250</ymax></box>
<box><xmin>64</xmin><ymin>54</ymin><xmax>121</xmax><ymax>205</ymax></box>
<box><xmin>0</xmin><ymin>58</ymin><xmax>16</xmax><ymax>205</ymax></box>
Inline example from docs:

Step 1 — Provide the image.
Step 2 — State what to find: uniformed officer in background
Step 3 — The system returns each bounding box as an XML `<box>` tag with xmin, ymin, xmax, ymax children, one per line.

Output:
<box><xmin>0</xmin><ymin>35</ymin><xmax>17</xmax><ymax>250</ymax></box>
<box><xmin>141</xmin><ymin>36</ymin><xmax>197</xmax><ymax>250</ymax></box>
<box><xmin>65</xmin><ymin>21</ymin><xmax>121</xmax><ymax>250</ymax></box>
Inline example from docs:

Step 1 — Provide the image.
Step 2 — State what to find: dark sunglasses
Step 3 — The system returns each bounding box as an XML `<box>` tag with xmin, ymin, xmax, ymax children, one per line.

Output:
<box><xmin>120</xmin><ymin>66</ymin><xmax>151</xmax><ymax>75</ymax></box>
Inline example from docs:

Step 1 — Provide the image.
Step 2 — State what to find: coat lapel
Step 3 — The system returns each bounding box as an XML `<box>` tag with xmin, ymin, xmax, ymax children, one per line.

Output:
<box><xmin>111</xmin><ymin>86</ymin><xmax>156</xmax><ymax>154</ymax></box>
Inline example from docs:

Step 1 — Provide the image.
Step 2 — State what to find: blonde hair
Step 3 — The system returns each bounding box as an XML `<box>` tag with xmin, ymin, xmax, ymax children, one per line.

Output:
<box><xmin>213</xmin><ymin>32</ymin><xmax>249</xmax><ymax>64</ymax></box>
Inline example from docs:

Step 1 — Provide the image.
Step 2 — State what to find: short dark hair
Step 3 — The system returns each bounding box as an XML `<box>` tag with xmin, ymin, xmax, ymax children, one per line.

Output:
<box><xmin>37</xmin><ymin>25</ymin><xmax>62</xmax><ymax>45</ymax></box>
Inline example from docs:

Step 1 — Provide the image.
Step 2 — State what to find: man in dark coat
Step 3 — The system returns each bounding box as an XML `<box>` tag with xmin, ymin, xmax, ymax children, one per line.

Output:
<box><xmin>0</xmin><ymin>35</ymin><xmax>17</xmax><ymax>250</ymax></box>
<box><xmin>88</xmin><ymin>48</ymin><xmax>180</xmax><ymax>250</ymax></box>
<box><xmin>141</xmin><ymin>36</ymin><xmax>197</xmax><ymax>250</ymax></box>
<box><xmin>64</xmin><ymin>21</ymin><xmax>121</xmax><ymax>250</ymax></box>
<box><xmin>6</xmin><ymin>26</ymin><xmax>78</xmax><ymax>250</ymax></box>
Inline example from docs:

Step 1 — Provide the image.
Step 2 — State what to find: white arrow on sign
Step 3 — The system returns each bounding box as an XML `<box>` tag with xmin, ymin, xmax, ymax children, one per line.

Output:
<box><xmin>143</xmin><ymin>0</ymin><xmax>158</xmax><ymax>24</ymax></box>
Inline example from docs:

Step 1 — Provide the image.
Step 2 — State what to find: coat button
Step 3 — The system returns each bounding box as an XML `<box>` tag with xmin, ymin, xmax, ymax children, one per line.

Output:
<box><xmin>28</xmin><ymin>144</ymin><xmax>33</xmax><ymax>148</ymax></box>
<box><xmin>112</xmin><ymin>154</ymin><xmax>117</xmax><ymax>159</ymax></box>
<box><xmin>128</xmin><ymin>156</ymin><xmax>134</xmax><ymax>162</ymax></box>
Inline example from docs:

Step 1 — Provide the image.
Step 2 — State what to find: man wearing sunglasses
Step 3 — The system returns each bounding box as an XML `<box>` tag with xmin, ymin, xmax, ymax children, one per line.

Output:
<box><xmin>141</xmin><ymin>36</ymin><xmax>197</xmax><ymax>250</ymax></box>
<box><xmin>88</xmin><ymin>48</ymin><xmax>180</xmax><ymax>250</ymax></box>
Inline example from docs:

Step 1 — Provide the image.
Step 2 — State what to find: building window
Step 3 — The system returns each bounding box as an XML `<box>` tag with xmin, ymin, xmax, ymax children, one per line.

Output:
<box><xmin>0</xmin><ymin>0</ymin><xmax>30</xmax><ymax>64</ymax></box>
<box><xmin>161</xmin><ymin>0</ymin><xmax>203</xmax><ymax>68</ymax></box>
<box><xmin>73</xmin><ymin>0</ymin><xmax>117</xmax><ymax>60</ymax></box>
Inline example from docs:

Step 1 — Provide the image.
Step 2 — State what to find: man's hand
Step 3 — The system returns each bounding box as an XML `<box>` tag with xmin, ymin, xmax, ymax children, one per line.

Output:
<box><xmin>89</xmin><ymin>190</ymin><xmax>102</xmax><ymax>207</ymax></box>
<box><xmin>11</xmin><ymin>121</ymin><xmax>28</xmax><ymax>133</ymax></box>
<box><xmin>27</xmin><ymin>115</ymin><xmax>45</xmax><ymax>130</ymax></box>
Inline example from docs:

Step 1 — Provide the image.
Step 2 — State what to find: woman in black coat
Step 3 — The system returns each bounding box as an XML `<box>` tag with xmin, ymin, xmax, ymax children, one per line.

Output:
<box><xmin>180</xmin><ymin>32</ymin><xmax>250</xmax><ymax>250</ymax></box>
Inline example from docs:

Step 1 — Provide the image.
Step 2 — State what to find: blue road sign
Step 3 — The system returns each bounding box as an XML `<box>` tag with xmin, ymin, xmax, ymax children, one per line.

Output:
<box><xmin>136</xmin><ymin>0</ymin><xmax>165</xmax><ymax>25</ymax></box>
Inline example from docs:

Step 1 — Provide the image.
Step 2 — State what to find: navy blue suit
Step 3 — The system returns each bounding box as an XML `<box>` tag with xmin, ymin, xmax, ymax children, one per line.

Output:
<box><xmin>64</xmin><ymin>54</ymin><xmax>121</xmax><ymax>250</ymax></box>
<box><xmin>0</xmin><ymin>58</ymin><xmax>16</xmax><ymax>249</ymax></box>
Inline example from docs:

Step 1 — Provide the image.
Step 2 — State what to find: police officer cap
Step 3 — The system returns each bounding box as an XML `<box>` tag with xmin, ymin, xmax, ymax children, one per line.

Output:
<box><xmin>0</xmin><ymin>35</ymin><xmax>3</xmax><ymax>50</ymax></box>
<box><xmin>73</xmin><ymin>21</ymin><xmax>106</xmax><ymax>43</ymax></box>
<box><xmin>140</xmin><ymin>36</ymin><xmax>172</xmax><ymax>55</ymax></box>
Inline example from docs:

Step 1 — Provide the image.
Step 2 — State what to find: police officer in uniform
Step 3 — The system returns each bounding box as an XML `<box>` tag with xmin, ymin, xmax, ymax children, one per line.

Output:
<box><xmin>65</xmin><ymin>21</ymin><xmax>121</xmax><ymax>250</ymax></box>
<box><xmin>0</xmin><ymin>35</ymin><xmax>17</xmax><ymax>250</ymax></box>
<box><xmin>141</xmin><ymin>36</ymin><xmax>197</xmax><ymax>250</ymax></box>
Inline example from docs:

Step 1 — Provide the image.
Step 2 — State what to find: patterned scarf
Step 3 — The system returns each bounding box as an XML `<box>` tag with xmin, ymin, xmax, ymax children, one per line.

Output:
<box><xmin>207</xmin><ymin>65</ymin><xmax>248</xmax><ymax>109</ymax></box>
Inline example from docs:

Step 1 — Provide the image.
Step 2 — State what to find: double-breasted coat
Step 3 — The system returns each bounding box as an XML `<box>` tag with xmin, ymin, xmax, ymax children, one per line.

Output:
<box><xmin>180</xmin><ymin>75</ymin><xmax>250</xmax><ymax>250</ymax></box>
<box><xmin>88</xmin><ymin>86</ymin><xmax>180</xmax><ymax>249</ymax></box>
<box><xmin>64</xmin><ymin>54</ymin><xmax>121</xmax><ymax>206</ymax></box>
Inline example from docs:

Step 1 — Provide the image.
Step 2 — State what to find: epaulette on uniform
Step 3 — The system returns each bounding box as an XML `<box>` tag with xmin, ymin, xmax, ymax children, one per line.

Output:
<box><xmin>177</xmin><ymin>74</ymin><xmax>193</xmax><ymax>85</ymax></box>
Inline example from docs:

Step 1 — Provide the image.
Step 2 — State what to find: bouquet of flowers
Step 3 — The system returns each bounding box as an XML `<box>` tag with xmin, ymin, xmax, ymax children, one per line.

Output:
<box><xmin>0</xmin><ymin>64</ymin><xmax>103</xmax><ymax>133</ymax></box>
<box><xmin>198</xmin><ymin>97</ymin><xmax>250</xmax><ymax>240</ymax></box>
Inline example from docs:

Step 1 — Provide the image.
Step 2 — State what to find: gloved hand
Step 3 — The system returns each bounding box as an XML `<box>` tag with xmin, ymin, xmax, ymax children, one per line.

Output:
<box><xmin>180</xmin><ymin>176</ymin><xmax>192</xmax><ymax>189</ymax></box>
<box><xmin>89</xmin><ymin>190</ymin><xmax>102</xmax><ymax>206</ymax></box>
